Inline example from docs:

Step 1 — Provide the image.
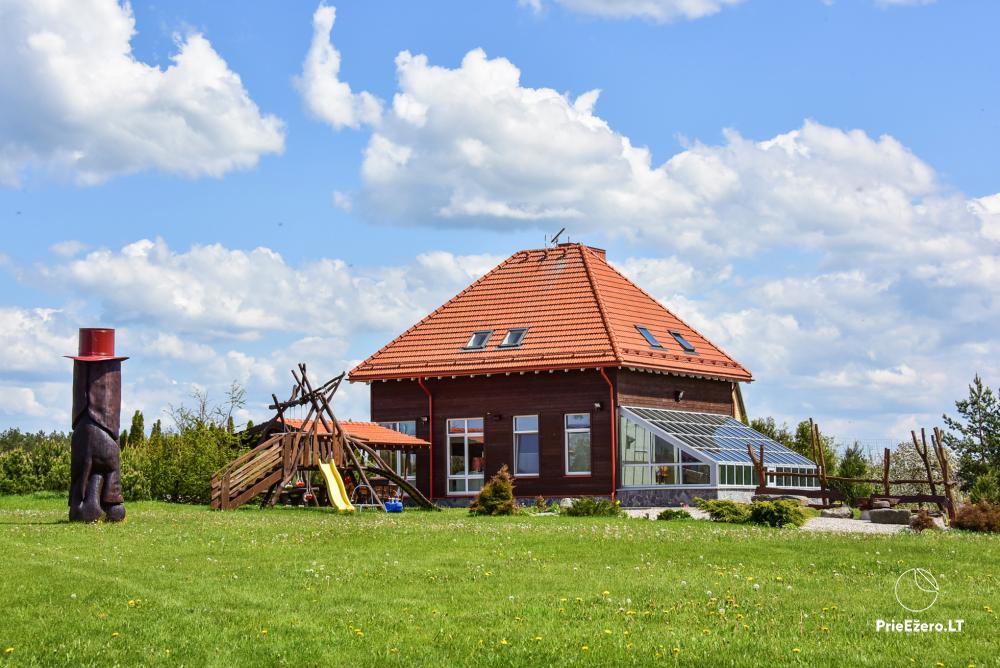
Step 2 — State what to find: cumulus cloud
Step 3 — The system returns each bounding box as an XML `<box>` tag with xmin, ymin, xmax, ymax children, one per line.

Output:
<box><xmin>0</xmin><ymin>0</ymin><xmax>284</xmax><ymax>186</ymax></box>
<box><xmin>357</xmin><ymin>48</ymin><xmax>989</xmax><ymax>277</ymax></box>
<box><xmin>36</xmin><ymin>238</ymin><xmax>498</xmax><ymax>339</ymax></box>
<box><xmin>544</xmin><ymin>0</ymin><xmax>745</xmax><ymax>22</ymax></box>
<box><xmin>524</xmin><ymin>0</ymin><xmax>929</xmax><ymax>19</ymax></box>
<box><xmin>4</xmin><ymin>243</ymin><xmax>500</xmax><ymax>430</ymax></box>
<box><xmin>0</xmin><ymin>308</ymin><xmax>77</xmax><ymax>373</ymax></box>
<box><xmin>295</xmin><ymin>4</ymin><xmax>382</xmax><ymax>130</ymax></box>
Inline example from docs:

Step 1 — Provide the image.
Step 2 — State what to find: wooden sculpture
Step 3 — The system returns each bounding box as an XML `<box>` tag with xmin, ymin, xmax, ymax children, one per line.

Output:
<box><xmin>67</xmin><ymin>328</ymin><xmax>128</xmax><ymax>522</ymax></box>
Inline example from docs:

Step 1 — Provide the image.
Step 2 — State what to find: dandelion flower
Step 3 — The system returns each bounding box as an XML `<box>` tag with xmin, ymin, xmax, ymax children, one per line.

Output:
<box><xmin>111</xmin><ymin>632</ymin><xmax>120</xmax><ymax>638</ymax></box>
<box><xmin>4</xmin><ymin>648</ymin><xmax>13</xmax><ymax>655</ymax></box>
<box><xmin>500</xmin><ymin>639</ymin><xmax>508</xmax><ymax>646</ymax></box>
<box><xmin>581</xmin><ymin>645</ymin><xmax>589</xmax><ymax>651</ymax></box>
<box><xmin>792</xmin><ymin>648</ymin><xmax>801</xmax><ymax>653</ymax></box>
<box><xmin>672</xmin><ymin>647</ymin><xmax>680</xmax><ymax>654</ymax></box>
<box><xmin>533</xmin><ymin>636</ymin><xmax>543</xmax><ymax>642</ymax></box>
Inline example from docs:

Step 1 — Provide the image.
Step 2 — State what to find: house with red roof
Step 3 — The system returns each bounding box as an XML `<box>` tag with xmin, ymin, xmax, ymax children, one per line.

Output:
<box><xmin>349</xmin><ymin>243</ymin><xmax>816</xmax><ymax>506</ymax></box>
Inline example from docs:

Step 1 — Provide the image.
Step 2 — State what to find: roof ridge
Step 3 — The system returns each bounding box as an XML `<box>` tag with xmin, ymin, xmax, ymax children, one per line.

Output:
<box><xmin>597</xmin><ymin>254</ymin><xmax>750</xmax><ymax>377</ymax></box>
<box><xmin>579</xmin><ymin>245</ymin><xmax>623</xmax><ymax>365</ymax></box>
<box><xmin>350</xmin><ymin>250</ymin><xmax>526</xmax><ymax>376</ymax></box>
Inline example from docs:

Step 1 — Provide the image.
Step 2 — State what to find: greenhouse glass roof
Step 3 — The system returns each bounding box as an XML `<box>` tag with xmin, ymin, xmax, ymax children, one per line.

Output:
<box><xmin>621</xmin><ymin>406</ymin><xmax>817</xmax><ymax>467</ymax></box>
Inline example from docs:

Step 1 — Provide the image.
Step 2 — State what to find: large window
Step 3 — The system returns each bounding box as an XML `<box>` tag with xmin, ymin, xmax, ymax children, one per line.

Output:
<box><xmin>565</xmin><ymin>413</ymin><xmax>591</xmax><ymax>475</ymax></box>
<box><xmin>769</xmin><ymin>467</ymin><xmax>817</xmax><ymax>488</ymax></box>
<box><xmin>619</xmin><ymin>415</ymin><xmax>710</xmax><ymax>487</ymax></box>
<box><xmin>513</xmin><ymin>415</ymin><xmax>539</xmax><ymax>476</ymax></box>
<box><xmin>447</xmin><ymin>418</ymin><xmax>485</xmax><ymax>494</ymax></box>
<box><xmin>376</xmin><ymin>421</ymin><xmax>418</xmax><ymax>481</ymax></box>
<box><xmin>719</xmin><ymin>464</ymin><xmax>759</xmax><ymax>487</ymax></box>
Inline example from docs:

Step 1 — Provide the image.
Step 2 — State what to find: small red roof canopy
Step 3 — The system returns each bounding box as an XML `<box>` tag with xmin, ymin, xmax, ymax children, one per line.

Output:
<box><xmin>349</xmin><ymin>243</ymin><xmax>751</xmax><ymax>383</ymax></box>
<box><xmin>282</xmin><ymin>418</ymin><xmax>429</xmax><ymax>448</ymax></box>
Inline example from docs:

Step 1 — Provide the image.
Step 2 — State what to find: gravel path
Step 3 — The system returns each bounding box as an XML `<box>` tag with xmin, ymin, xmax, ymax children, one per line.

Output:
<box><xmin>624</xmin><ymin>507</ymin><xmax>911</xmax><ymax>534</ymax></box>
<box><xmin>801</xmin><ymin>517</ymin><xmax>910</xmax><ymax>534</ymax></box>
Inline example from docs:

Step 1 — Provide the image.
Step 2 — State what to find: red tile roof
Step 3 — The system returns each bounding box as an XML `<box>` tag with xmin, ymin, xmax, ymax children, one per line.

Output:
<box><xmin>282</xmin><ymin>418</ymin><xmax>429</xmax><ymax>447</ymax></box>
<box><xmin>349</xmin><ymin>243</ymin><xmax>751</xmax><ymax>383</ymax></box>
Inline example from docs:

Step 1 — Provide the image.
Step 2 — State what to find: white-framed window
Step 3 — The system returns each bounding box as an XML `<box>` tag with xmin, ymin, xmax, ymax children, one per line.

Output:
<box><xmin>719</xmin><ymin>464</ymin><xmax>759</xmax><ymax>487</ymax></box>
<box><xmin>376</xmin><ymin>420</ymin><xmax>418</xmax><ymax>482</ymax></box>
<box><xmin>768</xmin><ymin>466</ymin><xmax>817</xmax><ymax>488</ymax></box>
<box><xmin>513</xmin><ymin>415</ymin><xmax>539</xmax><ymax>476</ymax></box>
<box><xmin>619</xmin><ymin>415</ymin><xmax>711</xmax><ymax>487</ymax></box>
<box><xmin>565</xmin><ymin>413</ymin><xmax>591</xmax><ymax>475</ymax></box>
<box><xmin>447</xmin><ymin>417</ymin><xmax>485</xmax><ymax>494</ymax></box>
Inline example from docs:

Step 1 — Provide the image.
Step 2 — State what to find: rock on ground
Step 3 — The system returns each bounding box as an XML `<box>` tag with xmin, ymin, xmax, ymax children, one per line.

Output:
<box><xmin>869</xmin><ymin>508</ymin><xmax>912</xmax><ymax>525</ymax></box>
<box><xmin>820</xmin><ymin>506</ymin><xmax>853</xmax><ymax>519</ymax></box>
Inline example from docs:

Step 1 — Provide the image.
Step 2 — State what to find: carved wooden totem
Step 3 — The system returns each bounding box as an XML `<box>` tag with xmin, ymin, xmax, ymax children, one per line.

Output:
<box><xmin>67</xmin><ymin>328</ymin><xmax>128</xmax><ymax>522</ymax></box>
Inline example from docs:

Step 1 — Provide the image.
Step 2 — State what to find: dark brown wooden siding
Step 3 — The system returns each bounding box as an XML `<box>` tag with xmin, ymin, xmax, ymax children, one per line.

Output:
<box><xmin>369</xmin><ymin>371</ymin><xmax>615</xmax><ymax>499</ymax></box>
<box><xmin>615</xmin><ymin>369</ymin><xmax>735</xmax><ymax>416</ymax></box>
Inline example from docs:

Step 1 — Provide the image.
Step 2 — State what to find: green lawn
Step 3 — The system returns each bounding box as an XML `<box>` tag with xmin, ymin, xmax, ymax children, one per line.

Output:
<box><xmin>0</xmin><ymin>495</ymin><xmax>996</xmax><ymax>667</ymax></box>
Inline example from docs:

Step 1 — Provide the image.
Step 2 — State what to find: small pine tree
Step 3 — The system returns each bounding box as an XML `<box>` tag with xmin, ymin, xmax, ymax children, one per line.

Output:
<box><xmin>150</xmin><ymin>419</ymin><xmax>162</xmax><ymax>440</ymax></box>
<box><xmin>469</xmin><ymin>465</ymin><xmax>516</xmax><ymax>516</ymax></box>
<box><xmin>942</xmin><ymin>374</ymin><xmax>1000</xmax><ymax>489</ymax></box>
<box><xmin>119</xmin><ymin>429</ymin><xmax>129</xmax><ymax>448</ymax></box>
<box><xmin>128</xmin><ymin>410</ymin><xmax>145</xmax><ymax>447</ymax></box>
<box><xmin>830</xmin><ymin>445</ymin><xmax>873</xmax><ymax>506</ymax></box>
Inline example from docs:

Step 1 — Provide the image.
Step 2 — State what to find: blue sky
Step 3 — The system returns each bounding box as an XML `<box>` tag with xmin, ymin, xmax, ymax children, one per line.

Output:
<box><xmin>1</xmin><ymin>0</ymin><xmax>998</xmax><ymax>442</ymax></box>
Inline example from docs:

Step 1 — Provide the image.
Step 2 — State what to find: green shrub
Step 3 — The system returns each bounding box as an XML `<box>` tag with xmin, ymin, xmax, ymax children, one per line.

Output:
<box><xmin>564</xmin><ymin>497</ymin><xmax>622</xmax><ymax>517</ymax></box>
<box><xmin>656</xmin><ymin>508</ymin><xmax>691</xmax><ymax>521</ymax></box>
<box><xmin>694</xmin><ymin>498</ymin><xmax>751</xmax><ymax>524</ymax></box>
<box><xmin>0</xmin><ymin>449</ymin><xmax>39</xmax><ymax>495</ymax></box>
<box><xmin>969</xmin><ymin>471</ymin><xmax>1000</xmax><ymax>505</ymax></box>
<box><xmin>748</xmin><ymin>500</ymin><xmax>806</xmax><ymax>528</ymax></box>
<box><xmin>954</xmin><ymin>501</ymin><xmax>1000</xmax><ymax>533</ymax></box>
<box><xmin>469</xmin><ymin>465</ymin><xmax>516</xmax><ymax>516</ymax></box>
<box><xmin>120</xmin><ymin>446</ymin><xmax>151</xmax><ymax>502</ymax></box>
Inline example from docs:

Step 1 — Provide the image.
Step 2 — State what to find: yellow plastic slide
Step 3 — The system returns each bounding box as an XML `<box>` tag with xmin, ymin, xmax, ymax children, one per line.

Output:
<box><xmin>318</xmin><ymin>461</ymin><xmax>355</xmax><ymax>512</ymax></box>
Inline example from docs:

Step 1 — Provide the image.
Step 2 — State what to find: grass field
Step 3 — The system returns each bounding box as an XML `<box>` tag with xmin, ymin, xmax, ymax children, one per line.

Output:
<box><xmin>0</xmin><ymin>494</ymin><xmax>996</xmax><ymax>667</ymax></box>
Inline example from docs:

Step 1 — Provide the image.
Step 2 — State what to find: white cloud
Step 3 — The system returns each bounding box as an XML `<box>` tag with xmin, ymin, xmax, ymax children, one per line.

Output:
<box><xmin>49</xmin><ymin>240</ymin><xmax>88</xmax><ymax>258</ymax></box>
<box><xmin>357</xmin><ymin>48</ymin><xmax>990</xmax><ymax>279</ymax></box>
<box><xmin>0</xmin><ymin>308</ymin><xmax>77</xmax><ymax>373</ymax></box>
<box><xmin>4</xmin><ymin>243</ymin><xmax>501</xmax><ymax>430</ymax></box>
<box><xmin>526</xmin><ymin>0</ymin><xmax>930</xmax><ymax>19</ymax></box>
<box><xmin>36</xmin><ymin>238</ymin><xmax>498</xmax><ymax>340</ymax></box>
<box><xmin>0</xmin><ymin>385</ymin><xmax>48</xmax><ymax>418</ymax></box>
<box><xmin>0</xmin><ymin>0</ymin><xmax>284</xmax><ymax>186</ymax></box>
<box><xmin>295</xmin><ymin>4</ymin><xmax>382</xmax><ymax>130</ymax></box>
<box><xmin>546</xmin><ymin>0</ymin><xmax>745</xmax><ymax>22</ymax></box>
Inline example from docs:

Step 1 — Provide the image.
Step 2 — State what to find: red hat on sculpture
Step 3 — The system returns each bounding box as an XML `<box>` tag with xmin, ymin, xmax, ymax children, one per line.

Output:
<box><xmin>66</xmin><ymin>328</ymin><xmax>129</xmax><ymax>363</ymax></box>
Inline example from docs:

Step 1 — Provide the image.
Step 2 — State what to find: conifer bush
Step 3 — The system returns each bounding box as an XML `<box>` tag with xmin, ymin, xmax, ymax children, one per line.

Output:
<box><xmin>563</xmin><ymin>496</ymin><xmax>622</xmax><ymax>517</ymax></box>
<box><xmin>469</xmin><ymin>465</ymin><xmax>516</xmax><ymax>516</ymax></box>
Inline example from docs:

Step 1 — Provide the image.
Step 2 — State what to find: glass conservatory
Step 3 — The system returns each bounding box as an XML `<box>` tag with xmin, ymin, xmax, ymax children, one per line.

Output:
<box><xmin>619</xmin><ymin>406</ymin><xmax>819</xmax><ymax>490</ymax></box>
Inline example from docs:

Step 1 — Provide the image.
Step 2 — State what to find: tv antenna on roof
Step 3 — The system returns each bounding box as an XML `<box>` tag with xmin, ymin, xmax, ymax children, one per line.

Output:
<box><xmin>548</xmin><ymin>227</ymin><xmax>566</xmax><ymax>246</ymax></box>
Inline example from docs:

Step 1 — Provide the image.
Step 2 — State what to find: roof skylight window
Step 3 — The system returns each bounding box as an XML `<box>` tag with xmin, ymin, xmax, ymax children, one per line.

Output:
<box><xmin>499</xmin><ymin>328</ymin><xmax>528</xmax><ymax>348</ymax></box>
<box><xmin>464</xmin><ymin>330</ymin><xmax>492</xmax><ymax>350</ymax></box>
<box><xmin>669</xmin><ymin>330</ymin><xmax>697</xmax><ymax>353</ymax></box>
<box><xmin>635</xmin><ymin>325</ymin><xmax>663</xmax><ymax>349</ymax></box>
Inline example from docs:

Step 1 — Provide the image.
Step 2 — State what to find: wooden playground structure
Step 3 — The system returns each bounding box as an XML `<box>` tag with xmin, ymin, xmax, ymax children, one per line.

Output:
<box><xmin>210</xmin><ymin>364</ymin><xmax>435</xmax><ymax>512</ymax></box>
<box><xmin>747</xmin><ymin>420</ymin><xmax>958</xmax><ymax>523</ymax></box>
